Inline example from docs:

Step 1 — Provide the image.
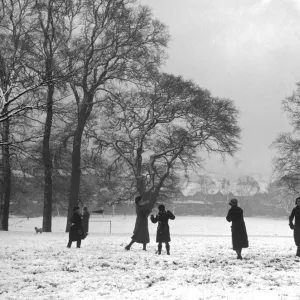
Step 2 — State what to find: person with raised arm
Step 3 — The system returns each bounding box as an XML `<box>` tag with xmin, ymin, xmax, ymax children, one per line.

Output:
<box><xmin>125</xmin><ymin>195</ymin><xmax>154</xmax><ymax>251</ymax></box>
<box><xmin>150</xmin><ymin>204</ymin><xmax>175</xmax><ymax>255</ymax></box>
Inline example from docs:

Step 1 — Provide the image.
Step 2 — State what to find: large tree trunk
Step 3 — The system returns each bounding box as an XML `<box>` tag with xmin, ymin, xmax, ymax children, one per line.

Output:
<box><xmin>65</xmin><ymin>113</ymin><xmax>88</xmax><ymax>232</ymax></box>
<box><xmin>42</xmin><ymin>85</ymin><xmax>54</xmax><ymax>232</ymax></box>
<box><xmin>1</xmin><ymin>118</ymin><xmax>11</xmax><ymax>231</ymax></box>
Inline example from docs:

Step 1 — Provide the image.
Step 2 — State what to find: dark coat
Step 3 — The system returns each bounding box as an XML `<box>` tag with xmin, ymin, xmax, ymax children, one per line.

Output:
<box><xmin>289</xmin><ymin>206</ymin><xmax>300</xmax><ymax>246</ymax></box>
<box><xmin>131</xmin><ymin>202</ymin><xmax>153</xmax><ymax>244</ymax></box>
<box><xmin>82</xmin><ymin>211</ymin><xmax>90</xmax><ymax>233</ymax></box>
<box><xmin>226</xmin><ymin>206</ymin><xmax>249</xmax><ymax>250</ymax></box>
<box><xmin>69</xmin><ymin>213</ymin><xmax>85</xmax><ymax>241</ymax></box>
<box><xmin>151</xmin><ymin>210</ymin><xmax>175</xmax><ymax>243</ymax></box>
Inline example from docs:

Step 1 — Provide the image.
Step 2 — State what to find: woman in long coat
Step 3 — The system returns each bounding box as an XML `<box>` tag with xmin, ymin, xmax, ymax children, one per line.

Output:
<box><xmin>125</xmin><ymin>195</ymin><xmax>154</xmax><ymax>251</ymax></box>
<box><xmin>289</xmin><ymin>197</ymin><xmax>300</xmax><ymax>257</ymax></box>
<box><xmin>226</xmin><ymin>198</ymin><xmax>249</xmax><ymax>259</ymax></box>
<box><xmin>150</xmin><ymin>204</ymin><xmax>175</xmax><ymax>255</ymax></box>
<box><xmin>67</xmin><ymin>206</ymin><xmax>85</xmax><ymax>248</ymax></box>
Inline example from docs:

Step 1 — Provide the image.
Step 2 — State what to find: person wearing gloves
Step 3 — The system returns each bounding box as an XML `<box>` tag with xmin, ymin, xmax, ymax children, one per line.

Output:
<box><xmin>289</xmin><ymin>197</ymin><xmax>300</xmax><ymax>257</ymax></box>
<box><xmin>226</xmin><ymin>198</ymin><xmax>249</xmax><ymax>260</ymax></box>
<box><xmin>150</xmin><ymin>204</ymin><xmax>175</xmax><ymax>255</ymax></box>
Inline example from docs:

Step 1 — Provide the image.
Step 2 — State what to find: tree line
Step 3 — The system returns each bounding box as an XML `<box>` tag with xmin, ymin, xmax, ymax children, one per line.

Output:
<box><xmin>0</xmin><ymin>0</ymin><xmax>241</xmax><ymax>231</ymax></box>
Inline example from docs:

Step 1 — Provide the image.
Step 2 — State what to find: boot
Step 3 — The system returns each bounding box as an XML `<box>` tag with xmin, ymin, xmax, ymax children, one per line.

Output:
<box><xmin>166</xmin><ymin>243</ymin><xmax>170</xmax><ymax>255</ymax></box>
<box><xmin>236</xmin><ymin>249</ymin><xmax>242</xmax><ymax>260</ymax></box>
<box><xmin>143</xmin><ymin>243</ymin><xmax>147</xmax><ymax>251</ymax></box>
<box><xmin>296</xmin><ymin>247</ymin><xmax>300</xmax><ymax>257</ymax></box>
<box><xmin>157</xmin><ymin>244</ymin><xmax>162</xmax><ymax>255</ymax></box>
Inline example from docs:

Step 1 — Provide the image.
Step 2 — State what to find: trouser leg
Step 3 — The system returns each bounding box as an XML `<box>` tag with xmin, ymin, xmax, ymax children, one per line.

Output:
<box><xmin>296</xmin><ymin>246</ymin><xmax>300</xmax><ymax>257</ymax></box>
<box><xmin>125</xmin><ymin>240</ymin><xmax>134</xmax><ymax>250</ymax></box>
<box><xmin>67</xmin><ymin>239</ymin><xmax>72</xmax><ymax>248</ymax></box>
<box><xmin>157</xmin><ymin>243</ymin><xmax>162</xmax><ymax>254</ymax></box>
<box><xmin>77</xmin><ymin>239</ymin><xmax>81</xmax><ymax>248</ymax></box>
<box><xmin>143</xmin><ymin>243</ymin><xmax>147</xmax><ymax>250</ymax></box>
<box><xmin>166</xmin><ymin>242</ymin><xmax>170</xmax><ymax>255</ymax></box>
<box><xmin>236</xmin><ymin>248</ymin><xmax>242</xmax><ymax>259</ymax></box>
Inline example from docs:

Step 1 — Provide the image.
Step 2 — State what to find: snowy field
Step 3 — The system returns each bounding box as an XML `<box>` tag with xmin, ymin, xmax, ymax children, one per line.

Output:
<box><xmin>1</xmin><ymin>215</ymin><xmax>300</xmax><ymax>300</ymax></box>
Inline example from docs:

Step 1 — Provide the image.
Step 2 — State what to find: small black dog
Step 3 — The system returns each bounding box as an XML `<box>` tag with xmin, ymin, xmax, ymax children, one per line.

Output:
<box><xmin>35</xmin><ymin>227</ymin><xmax>43</xmax><ymax>234</ymax></box>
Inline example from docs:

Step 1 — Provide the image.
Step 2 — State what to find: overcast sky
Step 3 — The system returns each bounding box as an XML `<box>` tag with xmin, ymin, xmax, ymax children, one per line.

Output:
<box><xmin>140</xmin><ymin>0</ymin><xmax>300</xmax><ymax>179</ymax></box>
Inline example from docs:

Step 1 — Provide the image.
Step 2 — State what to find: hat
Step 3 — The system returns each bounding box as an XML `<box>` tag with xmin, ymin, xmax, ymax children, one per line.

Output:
<box><xmin>73</xmin><ymin>206</ymin><xmax>80</xmax><ymax>211</ymax></box>
<box><xmin>135</xmin><ymin>196</ymin><xmax>142</xmax><ymax>204</ymax></box>
<box><xmin>229</xmin><ymin>198</ymin><xmax>238</xmax><ymax>206</ymax></box>
<box><xmin>158</xmin><ymin>204</ymin><xmax>165</xmax><ymax>211</ymax></box>
<box><xmin>295</xmin><ymin>197</ymin><xmax>300</xmax><ymax>205</ymax></box>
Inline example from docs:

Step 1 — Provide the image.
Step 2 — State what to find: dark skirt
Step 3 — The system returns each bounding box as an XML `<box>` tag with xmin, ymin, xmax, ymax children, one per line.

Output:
<box><xmin>131</xmin><ymin>216</ymin><xmax>150</xmax><ymax>244</ymax></box>
<box><xmin>231</xmin><ymin>220</ymin><xmax>249</xmax><ymax>250</ymax></box>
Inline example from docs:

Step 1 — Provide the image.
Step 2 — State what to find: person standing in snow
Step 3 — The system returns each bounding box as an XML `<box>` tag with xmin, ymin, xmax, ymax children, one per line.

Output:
<box><xmin>67</xmin><ymin>206</ymin><xmax>85</xmax><ymax>248</ymax></box>
<box><xmin>289</xmin><ymin>197</ymin><xmax>300</xmax><ymax>257</ymax></box>
<box><xmin>82</xmin><ymin>206</ymin><xmax>90</xmax><ymax>235</ymax></box>
<box><xmin>150</xmin><ymin>204</ymin><xmax>175</xmax><ymax>255</ymax></box>
<box><xmin>226</xmin><ymin>198</ymin><xmax>249</xmax><ymax>260</ymax></box>
<box><xmin>125</xmin><ymin>195</ymin><xmax>154</xmax><ymax>251</ymax></box>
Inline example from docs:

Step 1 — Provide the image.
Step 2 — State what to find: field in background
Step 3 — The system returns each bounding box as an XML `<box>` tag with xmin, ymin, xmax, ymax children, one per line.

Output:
<box><xmin>9</xmin><ymin>215</ymin><xmax>292</xmax><ymax>237</ymax></box>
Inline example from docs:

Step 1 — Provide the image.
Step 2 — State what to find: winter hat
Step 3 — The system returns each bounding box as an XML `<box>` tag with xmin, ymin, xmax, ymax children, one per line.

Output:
<box><xmin>229</xmin><ymin>198</ymin><xmax>238</xmax><ymax>206</ymax></box>
<box><xmin>158</xmin><ymin>204</ymin><xmax>165</xmax><ymax>211</ymax></box>
<box><xmin>135</xmin><ymin>196</ymin><xmax>142</xmax><ymax>204</ymax></box>
<box><xmin>295</xmin><ymin>197</ymin><xmax>300</xmax><ymax>205</ymax></box>
<box><xmin>73</xmin><ymin>206</ymin><xmax>80</xmax><ymax>211</ymax></box>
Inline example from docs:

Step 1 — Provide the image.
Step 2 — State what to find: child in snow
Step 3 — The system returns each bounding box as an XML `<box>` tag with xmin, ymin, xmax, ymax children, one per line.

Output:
<box><xmin>150</xmin><ymin>204</ymin><xmax>175</xmax><ymax>255</ymax></box>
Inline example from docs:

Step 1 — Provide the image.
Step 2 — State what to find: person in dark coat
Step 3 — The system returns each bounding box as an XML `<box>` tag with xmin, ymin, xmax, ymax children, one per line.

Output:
<box><xmin>289</xmin><ymin>197</ymin><xmax>300</xmax><ymax>257</ymax></box>
<box><xmin>82</xmin><ymin>206</ymin><xmax>90</xmax><ymax>234</ymax></box>
<box><xmin>67</xmin><ymin>206</ymin><xmax>85</xmax><ymax>248</ymax></box>
<box><xmin>226</xmin><ymin>198</ymin><xmax>249</xmax><ymax>259</ymax></box>
<box><xmin>150</xmin><ymin>204</ymin><xmax>175</xmax><ymax>255</ymax></box>
<box><xmin>125</xmin><ymin>195</ymin><xmax>155</xmax><ymax>251</ymax></box>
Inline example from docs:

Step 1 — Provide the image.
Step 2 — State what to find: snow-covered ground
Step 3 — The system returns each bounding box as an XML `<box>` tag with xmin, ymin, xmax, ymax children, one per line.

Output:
<box><xmin>1</xmin><ymin>216</ymin><xmax>300</xmax><ymax>300</ymax></box>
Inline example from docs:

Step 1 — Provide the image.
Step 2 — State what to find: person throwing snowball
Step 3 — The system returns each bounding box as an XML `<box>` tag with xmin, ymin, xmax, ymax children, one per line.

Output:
<box><xmin>125</xmin><ymin>195</ymin><xmax>155</xmax><ymax>251</ymax></box>
<box><xmin>150</xmin><ymin>204</ymin><xmax>175</xmax><ymax>255</ymax></box>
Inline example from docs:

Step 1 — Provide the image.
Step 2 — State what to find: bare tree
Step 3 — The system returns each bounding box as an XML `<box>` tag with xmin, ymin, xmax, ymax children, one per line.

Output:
<box><xmin>236</xmin><ymin>175</ymin><xmax>260</xmax><ymax>196</ymax></box>
<box><xmin>28</xmin><ymin>0</ymin><xmax>82</xmax><ymax>232</ymax></box>
<box><xmin>266</xmin><ymin>180</ymin><xmax>295</xmax><ymax>213</ymax></box>
<box><xmin>64</xmin><ymin>0</ymin><xmax>169</xmax><ymax>231</ymax></box>
<box><xmin>272</xmin><ymin>82</ymin><xmax>300</xmax><ymax>199</ymax></box>
<box><xmin>197</xmin><ymin>174</ymin><xmax>216</xmax><ymax>203</ymax></box>
<box><xmin>92</xmin><ymin>73</ymin><xmax>241</xmax><ymax>206</ymax></box>
<box><xmin>0</xmin><ymin>0</ymin><xmax>38</xmax><ymax>230</ymax></box>
<box><xmin>221</xmin><ymin>178</ymin><xmax>231</xmax><ymax>202</ymax></box>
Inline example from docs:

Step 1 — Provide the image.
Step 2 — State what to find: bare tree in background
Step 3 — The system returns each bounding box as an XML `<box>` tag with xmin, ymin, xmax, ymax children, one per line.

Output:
<box><xmin>0</xmin><ymin>0</ymin><xmax>38</xmax><ymax>230</ymax></box>
<box><xmin>92</xmin><ymin>73</ymin><xmax>241</xmax><ymax>206</ymax></box>
<box><xmin>236</xmin><ymin>175</ymin><xmax>260</xmax><ymax>196</ymax></box>
<box><xmin>64</xmin><ymin>0</ymin><xmax>169</xmax><ymax>231</ymax></box>
<box><xmin>221</xmin><ymin>178</ymin><xmax>231</xmax><ymax>202</ymax></box>
<box><xmin>271</xmin><ymin>82</ymin><xmax>300</xmax><ymax>210</ymax></box>
<box><xmin>197</xmin><ymin>174</ymin><xmax>216</xmax><ymax>203</ymax></box>
<box><xmin>28</xmin><ymin>0</ymin><xmax>82</xmax><ymax>232</ymax></box>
